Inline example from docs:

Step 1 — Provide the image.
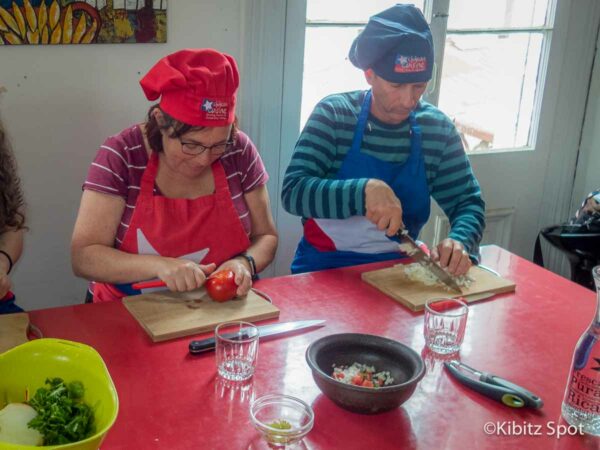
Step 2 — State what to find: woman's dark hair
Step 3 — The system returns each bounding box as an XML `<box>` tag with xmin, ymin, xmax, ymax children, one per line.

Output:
<box><xmin>145</xmin><ymin>104</ymin><xmax>239</xmax><ymax>152</ymax></box>
<box><xmin>0</xmin><ymin>117</ymin><xmax>26</xmax><ymax>232</ymax></box>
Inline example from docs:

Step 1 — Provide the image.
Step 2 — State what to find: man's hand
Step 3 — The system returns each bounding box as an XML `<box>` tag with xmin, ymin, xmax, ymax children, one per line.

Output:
<box><xmin>365</xmin><ymin>179</ymin><xmax>404</xmax><ymax>236</ymax></box>
<box><xmin>430</xmin><ymin>238</ymin><xmax>472</xmax><ymax>276</ymax></box>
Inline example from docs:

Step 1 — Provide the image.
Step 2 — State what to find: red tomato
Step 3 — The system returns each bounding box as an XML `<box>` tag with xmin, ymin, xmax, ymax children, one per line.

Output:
<box><xmin>205</xmin><ymin>270</ymin><xmax>237</xmax><ymax>302</ymax></box>
<box><xmin>362</xmin><ymin>380</ymin><xmax>374</xmax><ymax>388</ymax></box>
<box><xmin>351</xmin><ymin>374</ymin><xmax>363</xmax><ymax>386</ymax></box>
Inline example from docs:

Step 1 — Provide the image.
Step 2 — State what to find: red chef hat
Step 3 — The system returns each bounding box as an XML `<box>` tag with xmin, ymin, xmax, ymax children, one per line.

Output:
<box><xmin>140</xmin><ymin>49</ymin><xmax>239</xmax><ymax>127</ymax></box>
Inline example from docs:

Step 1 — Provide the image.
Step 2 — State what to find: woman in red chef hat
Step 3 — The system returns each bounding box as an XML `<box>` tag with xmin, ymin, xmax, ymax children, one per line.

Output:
<box><xmin>71</xmin><ymin>49</ymin><xmax>278</xmax><ymax>302</ymax></box>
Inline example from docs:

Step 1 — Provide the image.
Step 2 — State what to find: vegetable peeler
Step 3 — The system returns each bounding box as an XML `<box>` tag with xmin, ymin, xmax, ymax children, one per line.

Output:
<box><xmin>444</xmin><ymin>360</ymin><xmax>543</xmax><ymax>409</ymax></box>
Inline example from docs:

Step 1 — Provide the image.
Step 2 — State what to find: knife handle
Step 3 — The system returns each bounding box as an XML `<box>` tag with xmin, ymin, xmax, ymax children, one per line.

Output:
<box><xmin>189</xmin><ymin>337</ymin><xmax>216</xmax><ymax>354</ymax></box>
<box><xmin>132</xmin><ymin>280</ymin><xmax>167</xmax><ymax>290</ymax></box>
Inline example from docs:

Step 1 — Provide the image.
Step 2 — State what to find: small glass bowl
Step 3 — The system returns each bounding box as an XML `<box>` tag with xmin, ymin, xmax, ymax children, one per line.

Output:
<box><xmin>249</xmin><ymin>394</ymin><xmax>314</xmax><ymax>447</ymax></box>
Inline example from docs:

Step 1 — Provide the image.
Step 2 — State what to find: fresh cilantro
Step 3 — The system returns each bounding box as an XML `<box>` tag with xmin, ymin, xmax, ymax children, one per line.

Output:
<box><xmin>27</xmin><ymin>378</ymin><xmax>95</xmax><ymax>445</ymax></box>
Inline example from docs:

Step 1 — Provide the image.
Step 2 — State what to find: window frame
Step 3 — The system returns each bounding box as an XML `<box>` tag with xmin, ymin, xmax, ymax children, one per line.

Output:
<box><xmin>303</xmin><ymin>0</ymin><xmax>557</xmax><ymax>153</ymax></box>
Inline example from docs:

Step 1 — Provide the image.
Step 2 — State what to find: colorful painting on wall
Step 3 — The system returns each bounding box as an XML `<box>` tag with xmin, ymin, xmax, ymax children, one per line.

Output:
<box><xmin>0</xmin><ymin>0</ymin><xmax>167</xmax><ymax>45</ymax></box>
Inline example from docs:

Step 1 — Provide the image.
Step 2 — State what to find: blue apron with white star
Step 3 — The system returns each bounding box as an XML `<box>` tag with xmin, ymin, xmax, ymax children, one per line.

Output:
<box><xmin>291</xmin><ymin>90</ymin><xmax>430</xmax><ymax>274</ymax></box>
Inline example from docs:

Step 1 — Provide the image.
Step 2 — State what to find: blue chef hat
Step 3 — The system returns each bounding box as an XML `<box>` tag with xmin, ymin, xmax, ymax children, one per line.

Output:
<box><xmin>349</xmin><ymin>4</ymin><xmax>434</xmax><ymax>84</ymax></box>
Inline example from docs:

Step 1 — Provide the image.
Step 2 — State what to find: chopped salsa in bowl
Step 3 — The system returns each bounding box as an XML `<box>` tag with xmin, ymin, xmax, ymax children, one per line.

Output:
<box><xmin>332</xmin><ymin>362</ymin><xmax>394</xmax><ymax>388</ymax></box>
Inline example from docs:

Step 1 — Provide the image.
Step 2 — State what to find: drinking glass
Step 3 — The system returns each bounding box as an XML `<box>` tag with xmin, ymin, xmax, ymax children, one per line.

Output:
<box><xmin>215</xmin><ymin>321</ymin><xmax>259</xmax><ymax>381</ymax></box>
<box><xmin>424</xmin><ymin>298</ymin><xmax>468</xmax><ymax>355</ymax></box>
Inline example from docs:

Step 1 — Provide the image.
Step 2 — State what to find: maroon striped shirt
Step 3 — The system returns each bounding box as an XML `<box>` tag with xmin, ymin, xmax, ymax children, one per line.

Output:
<box><xmin>83</xmin><ymin>124</ymin><xmax>269</xmax><ymax>247</ymax></box>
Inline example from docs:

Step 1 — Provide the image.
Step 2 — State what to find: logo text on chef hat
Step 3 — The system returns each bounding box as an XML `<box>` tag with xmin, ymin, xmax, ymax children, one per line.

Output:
<box><xmin>394</xmin><ymin>55</ymin><xmax>427</xmax><ymax>73</ymax></box>
<box><xmin>201</xmin><ymin>98</ymin><xmax>228</xmax><ymax>120</ymax></box>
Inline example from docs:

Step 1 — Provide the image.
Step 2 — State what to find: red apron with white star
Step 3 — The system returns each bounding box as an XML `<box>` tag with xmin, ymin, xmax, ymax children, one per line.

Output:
<box><xmin>93</xmin><ymin>152</ymin><xmax>251</xmax><ymax>302</ymax></box>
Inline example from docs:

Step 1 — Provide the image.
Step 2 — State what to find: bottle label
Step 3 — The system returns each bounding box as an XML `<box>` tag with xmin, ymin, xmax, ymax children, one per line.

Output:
<box><xmin>566</xmin><ymin>364</ymin><xmax>600</xmax><ymax>413</ymax></box>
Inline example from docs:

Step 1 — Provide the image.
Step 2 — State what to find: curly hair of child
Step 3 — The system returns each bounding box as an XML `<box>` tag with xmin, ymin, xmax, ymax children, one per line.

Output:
<box><xmin>0</xmin><ymin>117</ymin><xmax>26</xmax><ymax>232</ymax></box>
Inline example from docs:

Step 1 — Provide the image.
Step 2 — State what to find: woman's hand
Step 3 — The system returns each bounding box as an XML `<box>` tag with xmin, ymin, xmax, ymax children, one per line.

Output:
<box><xmin>155</xmin><ymin>258</ymin><xmax>216</xmax><ymax>292</ymax></box>
<box><xmin>365</xmin><ymin>179</ymin><xmax>404</xmax><ymax>236</ymax></box>
<box><xmin>430</xmin><ymin>238</ymin><xmax>472</xmax><ymax>276</ymax></box>
<box><xmin>216</xmin><ymin>258</ymin><xmax>252</xmax><ymax>297</ymax></box>
<box><xmin>0</xmin><ymin>270</ymin><xmax>11</xmax><ymax>299</ymax></box>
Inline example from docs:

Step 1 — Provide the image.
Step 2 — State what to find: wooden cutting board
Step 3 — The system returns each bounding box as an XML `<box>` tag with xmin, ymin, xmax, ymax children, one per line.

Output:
<box><xmin>123</xmin><ymin>288</ymin><xmax>280</xmax><ymax>342</ymax></box>
<box><xmin>361</xmin><ymin>265</ymin><xmax>516</xmax><ymax>311</ymax></box>
<box><xmin>0</xmin><ymin>313</ymin><xmax>29</xmax><ymax>352</ymax></box>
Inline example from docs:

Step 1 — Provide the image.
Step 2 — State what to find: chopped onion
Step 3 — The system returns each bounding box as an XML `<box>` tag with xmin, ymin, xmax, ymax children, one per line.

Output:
<box><xmin>0</xmin><ymin>403</ymin><xmax>43</xmax><ymax>446</ymax></box>
<box><xmin>401</xmin><ymin>263</ymin><xmax>473</xmax><ymax>289</ymax></box>
<box><xmin>403</xmin><ymin>263</ymin><xmax>439</xmax><ymax>286</ymax></box>
<box><xmin>398</xmin><ymin>243</ymin><xmax>418</xmax><ymax>256</ymax></box>
<box><xmin>332</xmin><ymin>362</ymin><xmax>394</xmax><ymax>387</ymax></box>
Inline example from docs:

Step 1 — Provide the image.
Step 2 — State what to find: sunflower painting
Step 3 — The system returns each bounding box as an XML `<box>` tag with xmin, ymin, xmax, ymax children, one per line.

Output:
<box><xmin>0</xmin><ymin>0</ymin><xmax>167</xmax><ymax>45</ymax></box>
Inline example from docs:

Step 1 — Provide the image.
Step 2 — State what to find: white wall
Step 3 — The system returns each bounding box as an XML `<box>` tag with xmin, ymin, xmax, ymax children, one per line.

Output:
<box><xmin>0</xmin><ymin>1</ymin><xmax>248</xmax><ymax>310</ymax></box>
<box><xmin>572</xmin><ymin>25</ymin><xmax>600</xmax><ymax>211</ymax></box>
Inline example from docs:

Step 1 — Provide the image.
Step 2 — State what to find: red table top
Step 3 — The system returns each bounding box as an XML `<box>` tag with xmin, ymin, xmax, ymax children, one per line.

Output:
<box><xmin>28</xmin><ymin>245</ymin><xmax>600</xmax><ymax>450</ymax></box>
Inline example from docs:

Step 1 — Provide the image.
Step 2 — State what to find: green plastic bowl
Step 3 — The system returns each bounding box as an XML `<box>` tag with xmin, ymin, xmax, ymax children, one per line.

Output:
<box><xmin>0</xmin><ymin>338</ymin><xmax>119</xmax><ymax>449</ymax></box>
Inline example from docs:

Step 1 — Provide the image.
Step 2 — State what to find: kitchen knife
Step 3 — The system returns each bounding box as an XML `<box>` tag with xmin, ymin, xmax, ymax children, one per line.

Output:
<box><xmin>395</xmin><ymin>230</ymin><xmax>463</xmax><ymax>294</ymax></box>
<box><xmin>188</xmin><ymin>319</ymin><xmax>325</xmax><ymax>354</ymax></box>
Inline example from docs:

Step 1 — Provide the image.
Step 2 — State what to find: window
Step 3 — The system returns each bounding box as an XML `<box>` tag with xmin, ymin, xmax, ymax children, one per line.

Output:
<box><xmin>301</xmin><ymin>1</ymin><xmax>424</xmax><ymax>126</ymax></box>
<box><xmin>301</xmin><ymin>0</ymin><xmax>554</xmax><ymax>152</ymax></box>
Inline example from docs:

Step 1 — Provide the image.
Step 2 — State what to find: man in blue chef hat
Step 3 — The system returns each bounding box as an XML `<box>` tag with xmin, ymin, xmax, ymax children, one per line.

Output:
<box><xmin>282</xmin><ymin>4</ymin><xmax>485</xmax><ymax>275</ymax></box>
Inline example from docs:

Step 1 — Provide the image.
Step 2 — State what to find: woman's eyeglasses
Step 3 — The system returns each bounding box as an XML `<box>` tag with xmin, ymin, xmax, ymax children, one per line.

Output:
<box><xmin>179</xmin><ymin>138</ymin><xmax>234</xmax><ymax>156</ymax></box>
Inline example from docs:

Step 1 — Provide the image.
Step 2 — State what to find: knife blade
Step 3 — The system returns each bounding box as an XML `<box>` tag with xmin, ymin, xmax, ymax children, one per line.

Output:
<box><xmin>188</xmin><ymin>319</ymin><xmax>325</xmax><ymax>354</ymax></box>
<box><xmin>395</xmin><ymin>230</ymin><xmax>463</xmax><ymax>294</ymax></box>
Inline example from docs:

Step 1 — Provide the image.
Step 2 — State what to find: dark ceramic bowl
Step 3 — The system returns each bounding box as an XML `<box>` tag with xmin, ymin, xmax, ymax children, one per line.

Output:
<box><xmin>305</xmin><ymin>333</ymin><xmax>425</xmax><ymax>414</ymax></box>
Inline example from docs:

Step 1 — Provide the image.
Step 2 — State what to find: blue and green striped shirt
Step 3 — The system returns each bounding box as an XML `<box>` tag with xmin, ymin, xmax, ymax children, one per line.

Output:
<box><xmin>282</xmin><ymin>90</ymin><xmax>485</xmax><ymax>259</ymax></box>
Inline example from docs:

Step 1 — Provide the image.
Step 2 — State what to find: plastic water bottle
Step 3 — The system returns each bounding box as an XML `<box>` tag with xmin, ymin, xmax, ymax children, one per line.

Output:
<box><xmin>561</xmin><ymin>265</ymin><xmax>600</xmax><ymax>435</ymax></box>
